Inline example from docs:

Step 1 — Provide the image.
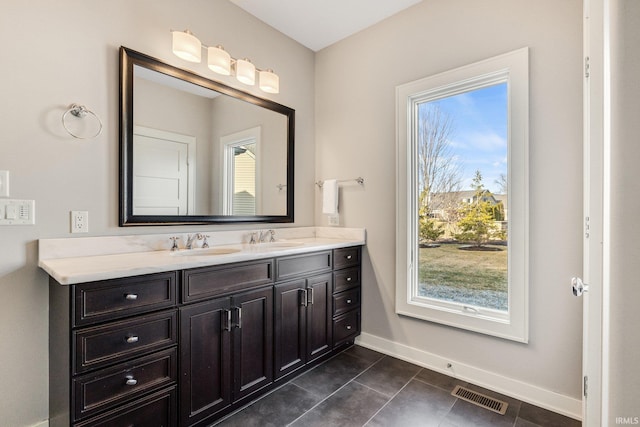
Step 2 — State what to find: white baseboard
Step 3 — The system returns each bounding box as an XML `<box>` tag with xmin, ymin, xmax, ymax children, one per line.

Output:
<box><xmin>355</xmin><ymin>332</ymin><xmax>582</xmax><ymax>421</ymax></box>
<box><xmin>28</xmin><ymin>421</ymin><xmax>48</xmax><ymax>427</ymax></box>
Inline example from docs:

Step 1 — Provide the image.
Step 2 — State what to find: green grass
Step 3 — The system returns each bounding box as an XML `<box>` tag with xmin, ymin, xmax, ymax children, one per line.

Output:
<box><xmin>418</xmin><ymin>244</ymin><xmax>508</xmax><ymax>292</ymax></box>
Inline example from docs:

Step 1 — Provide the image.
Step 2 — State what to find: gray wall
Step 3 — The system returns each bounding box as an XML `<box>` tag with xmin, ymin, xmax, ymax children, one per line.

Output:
<box><xmin>315</xmin><ymin>0</ymin><xmax>584</xmax><ymax>401</ymax></box>
<box><xmin>609</xmin><ymin>0</ymin><xmax>640</xmax><ymax>422</ymax></box>
<box><xmin>0</xmin><ymin>1</ymin><xmax>314</xmax><ymax>426</ymax></box>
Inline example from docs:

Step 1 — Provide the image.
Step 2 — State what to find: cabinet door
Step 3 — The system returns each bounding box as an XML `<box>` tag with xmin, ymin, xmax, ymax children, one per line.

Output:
<box><xmin>306</xmin><ymin>274</ymin><xmax>333</xmax><ymax>362</ymax></box>
<box><xmin>180</xmin><ymin>298</ymin><xmax>232</xmax><ymax>427</ymax></box>
<box><xmin>274</xmin><ymin>280</ymin><xmax>307</xmax><ymax>379</ymax></box>
<box><xmin>231</xmin><ymin>286</ymin><xmax>274</xmax><ymax>400</ymax></box>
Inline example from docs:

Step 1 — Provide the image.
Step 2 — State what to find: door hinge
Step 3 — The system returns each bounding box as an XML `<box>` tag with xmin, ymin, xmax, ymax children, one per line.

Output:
<box><xmin>584</xmin><ymin>375</ymin><xmax>588</xmax><ymax>397</ymax></box>
<box><xmin>584</xmin><ymin>56</ymin><xmax>590</xmax><ymax>78</ymax></box>
<box><xmin>585</xmin><ymin>216</ymin><xmax>590</xmax><ymax>239</ymax></box>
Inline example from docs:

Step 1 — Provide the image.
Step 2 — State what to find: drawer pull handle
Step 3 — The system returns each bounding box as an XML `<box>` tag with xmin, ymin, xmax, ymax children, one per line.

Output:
<box><xmin>346</xmin><ymin>277</ymin><xmax>352</xmax><ymax>282</ymax></box>
<box><xmin>346</xmin><ymin>325</ymin><xmax>352</xmax><ymax>330</ymax></box>
<box><xmin>125</xmin><ymin>375</ymin><xmax>137</xmax><ymax>386</ymax></box>
<box><xmin>346</xmin><ymin>255</ymin><xmax>353</xmax><ymax>260</ymax></box>
<box><xmin>346</xmin><ymin>299</ymin><xmax>352</xmax><ymax>304</ymax></box>
<box><xmin>125</xmin><ymin>293</ymin><xmax>138</xmax><ymax>301</ymax></box>
<box><xmin>126</xmin><ymin>335</ymin><xmax>139</xmax><ymax>344</ymax></box>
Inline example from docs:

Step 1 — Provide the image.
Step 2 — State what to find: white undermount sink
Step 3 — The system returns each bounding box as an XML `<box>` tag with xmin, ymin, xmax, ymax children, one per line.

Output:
<box><xmin>170</xmin><ymin>247</ymin><xmax>242</xmax><ymax>256</ymax></box>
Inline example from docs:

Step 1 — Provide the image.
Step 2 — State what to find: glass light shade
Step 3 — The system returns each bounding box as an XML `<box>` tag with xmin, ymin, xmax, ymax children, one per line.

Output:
<box><xmin>207</xmin><ymin>46</ymin><xmax>231</xmax><ymax>75</ymax></box>
<box><xmin>259</xmin><ymin>69</ymin><xmax>279</xmax><ymax>93</ymax></box>
<box><xmin>235</xmin><ymin>58</ymin><xmax>256</xmax><ymax>85</ymax></box>
<box><xmin>172</xmin><ymin>30</ymin><xmax>201</xmax><ymax>63</ymax></box>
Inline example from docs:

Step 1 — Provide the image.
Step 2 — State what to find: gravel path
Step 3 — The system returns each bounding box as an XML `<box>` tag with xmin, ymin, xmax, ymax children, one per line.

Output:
<box><xmin>418</xmin><ymin>283</ymin><xmax>508</xmax><ymax>311</ymax></box>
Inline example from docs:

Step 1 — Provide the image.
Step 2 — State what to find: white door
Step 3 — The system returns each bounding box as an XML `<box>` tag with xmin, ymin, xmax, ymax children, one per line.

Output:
<box><xmin>577</xmin><ymin>0</ymin><xmax>607</xmax><ymax>424</ymax></box>
<box><xmin>133</xmin><ymin>126</ymin><xmax>196</xmax><ymax>215</ymax></box>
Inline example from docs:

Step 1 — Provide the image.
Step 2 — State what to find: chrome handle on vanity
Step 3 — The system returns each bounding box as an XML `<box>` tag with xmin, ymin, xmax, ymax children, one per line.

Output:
<box><xmin>224</xmin><ymin>309</ymin><xmax>232</xmax><ymax>332</ymax></box>
<box><xmin>307</xmin><ymin>288</ymin><xmax>314</xmax><ymax>305</ymax></box>
<box><xmin>300</xmin><ymin>289</ymin><xmax>308</xmax><ymax>307</ymax></box>
<box><xmin>125</xmin><ymin>293</ymin><xmax>138</xmax><ymax>301</ymax></box>
<box><xmin>125</xmin><ymin>375</ymin><xmax>137</xmax><ymax>386</ymax></box>
<box><xmin>233</xmin><ymin>306</ymin><xmax>242</xmax><ymax>329</ymax></box>
<box><xmin>125</xmin><ymin>335</ymin><xmax>139</xmax><ymax>344</ymax></box>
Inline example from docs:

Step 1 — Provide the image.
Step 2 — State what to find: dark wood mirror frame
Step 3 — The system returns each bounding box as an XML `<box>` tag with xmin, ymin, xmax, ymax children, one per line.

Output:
<box><xmin>119</xmin><ymin>46</ymin><xmax>295</xmax><ymax>226</ymax></box>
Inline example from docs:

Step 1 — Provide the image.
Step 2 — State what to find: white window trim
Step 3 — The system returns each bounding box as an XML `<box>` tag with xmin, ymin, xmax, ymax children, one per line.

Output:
<box><xmin>395</xmin><ymin>48</ymin><xmax>529</xmax><ymax>343</ymax></box>
<box><xmin>220</xmin><ymin>126</ymin><xmax>262</xmax><ymax>215</ymax></box>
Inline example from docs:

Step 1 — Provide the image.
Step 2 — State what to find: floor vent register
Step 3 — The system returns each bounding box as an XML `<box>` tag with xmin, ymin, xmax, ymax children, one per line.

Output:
<box><xmin>451</xmin><ymin>385</ymin><xmax>509</xmax><ymax>415</ymax></box>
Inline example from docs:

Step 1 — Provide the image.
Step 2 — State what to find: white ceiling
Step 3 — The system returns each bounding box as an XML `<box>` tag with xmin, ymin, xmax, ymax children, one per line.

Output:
<box><xmin>230</xmin><ymin>0</ymin><xmax>423</xmax><ymax>52</ymax></box>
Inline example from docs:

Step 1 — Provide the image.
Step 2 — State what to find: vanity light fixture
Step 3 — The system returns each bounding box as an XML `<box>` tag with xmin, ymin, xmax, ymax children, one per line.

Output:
<box><xmin>171</xmin><ymin>29</ymin><xmax>279</xmax><ymax>93</ymax></box>
<box><xmin>207</xmin><ymin>45</ymin><xmax>231</xmax><ymax>75</ymax></box>
<box><xmin>235</xmin><ymin>58</ymin><xmax>256</xmax><ymax>85</ymax></box>
<box><xmin>171</xmin><ymin>30</ymin><xmax>201</xmax><ymax>63</ymax></box>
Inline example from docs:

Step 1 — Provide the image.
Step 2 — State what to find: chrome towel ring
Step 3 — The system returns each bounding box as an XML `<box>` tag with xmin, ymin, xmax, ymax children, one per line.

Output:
<box><xmin>62</xmin><ymin>104</ymin><xmax>103</xmax><ymax>139</ymax></box>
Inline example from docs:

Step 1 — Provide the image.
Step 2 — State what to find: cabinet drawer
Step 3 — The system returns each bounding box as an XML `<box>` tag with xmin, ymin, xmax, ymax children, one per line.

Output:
<box><xmin>333</xmin><ymin>288</ymin><xmax>360</xmax><ymax>316</ymax></box>
<box><xmin>333</xmin><ymin>310</ymin><xmax>360</xmax><ymax>347</ymax></box>
<box><xmin>276</xmin><ymin>251</ymin><xmax>332</xmax><ymax>281</ymax></box>
<box><xmin>74</xmin><ymin>386</ymin><xmax>177</xmax><ymax>427</ymax></box>
<box><xmin>74</xmin><ymin>310</ymin><xmax>177</xmax><ymax>374</ymax></box>
<box><xmin>182</xmin><ymin>260</ymin><xmax>273</xmax><ymax>303</ymax></box>
<box><xmin>333</xmin><ymin>267</ymin><xmax>360</xmax><ymax>293</ymax></box>
<box><xmin>333</xmin><ymin>247</ymin><xmax>361</xmax><ymax>270</ymax></box>
<box><xmin>74</xmin><ymin>272</ymin><xmax>177</xmax><ymax>327</ymax></box>
<box><xmin>73</xmin><ymin>348</ymin><xmax>177</xmax><ymax>421</ymax></box>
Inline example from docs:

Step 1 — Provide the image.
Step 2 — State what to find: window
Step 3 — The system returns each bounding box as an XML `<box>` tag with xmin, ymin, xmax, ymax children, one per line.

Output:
<box><xmin>221</xmin><ymin>126</ymin><xmax>261</xmax><ymax>215</ymax></box>
<box><xmin>396</xmin><ymin>48</ymin><xmax>529</xmax><ymax>342</ymax></box>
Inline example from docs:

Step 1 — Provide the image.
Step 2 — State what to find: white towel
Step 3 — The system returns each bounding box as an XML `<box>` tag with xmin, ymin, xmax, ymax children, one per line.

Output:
<box><xmin>322</xmin><ymin>179</ymin><xmax>339</xmax><ymax>214</ymax></box>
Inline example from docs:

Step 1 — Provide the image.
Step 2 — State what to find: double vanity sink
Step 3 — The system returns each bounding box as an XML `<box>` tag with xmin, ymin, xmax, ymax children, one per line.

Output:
<box><xmin>39</xmin><ymin>228</ymin><xmax>365</xmax><ymax>285</ymax></box>
<box><xmin>169</xmin><ymin>239</ymin><xmax>305</xmax><ymax>257</ymax></box>
<box><xmin>40</xmin><ymin>227</ymin><xmax>365</xmax><ymax>427</ymax></box>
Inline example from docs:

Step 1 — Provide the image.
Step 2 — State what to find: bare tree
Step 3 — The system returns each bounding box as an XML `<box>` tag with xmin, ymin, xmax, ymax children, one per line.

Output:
<box><xmin>417</xmin><ymin>103</ymin><xmax>464</xmax><ymax>220</ymax></box>
<box><xmin>495</xmin><ymin>173</ymin><xmax>507</xmax><ymax>194</ymax></box>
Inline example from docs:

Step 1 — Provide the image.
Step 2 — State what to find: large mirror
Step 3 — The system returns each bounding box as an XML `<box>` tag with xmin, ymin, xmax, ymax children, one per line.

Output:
<box><xmin>119</xmin><ymin>47</ymin><xmax>294</xmax><ymax>225</ymax></box>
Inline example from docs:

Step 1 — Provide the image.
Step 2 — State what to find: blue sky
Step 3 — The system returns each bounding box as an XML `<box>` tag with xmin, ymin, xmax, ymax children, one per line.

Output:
<box><xmin>427</xmin><ymin>83</ymin><xmax>508</xmax><ymax>194</ymax></box>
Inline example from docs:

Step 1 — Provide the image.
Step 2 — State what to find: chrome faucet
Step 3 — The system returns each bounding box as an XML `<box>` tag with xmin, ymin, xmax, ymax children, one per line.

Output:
<box><xmin>258</xmin><ymin>229</ymin><xmax>276</xmax><ymax>243</ymax></box>
<box><xmin>185</xmin><ymin>233</ymin><xmax>205</xmax><ymax>250</ymax></box>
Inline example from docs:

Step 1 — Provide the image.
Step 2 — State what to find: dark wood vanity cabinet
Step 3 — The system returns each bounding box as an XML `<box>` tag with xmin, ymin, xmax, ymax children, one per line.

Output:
<box><xmin>332</xmin><ymin>247</ymin><xmax>362</xmax><ymax>346</ymax></box>
<box><xmin>49</xmin><ymin>271</ymin><xmax>179</xmax><ymax>427</ymax></box>
<box><xmin>179</xmin><ymin>285</ymin><xmax>273</xmax><ymax>426</ymax></box>
<box><xmin>49</xmin><ymin>246</ymin><xmax>362</xmax><ymax>427</ymax></box>
<box><xmin>274</xmin><ymin>273</ymin><xmax>333</xmax><ymax>379</ymax></box>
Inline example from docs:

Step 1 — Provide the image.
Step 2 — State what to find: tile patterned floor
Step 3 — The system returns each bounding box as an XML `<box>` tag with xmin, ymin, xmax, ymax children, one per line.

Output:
<box><xmin>213</xmin><ymin>345</ymin><xmax>581</xmax><ymax>427</ymax></box>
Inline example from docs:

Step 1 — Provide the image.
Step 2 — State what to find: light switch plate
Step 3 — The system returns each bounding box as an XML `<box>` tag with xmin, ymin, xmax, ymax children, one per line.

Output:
<box><xmin>0</xmin><ymin>171</ymin><xmax>9</xmax><ymax>198</ymax></box>
<box><xmin>0</xmin><ymin>199</ymin><xmax>35</xmax><ymax>225</ymax></box>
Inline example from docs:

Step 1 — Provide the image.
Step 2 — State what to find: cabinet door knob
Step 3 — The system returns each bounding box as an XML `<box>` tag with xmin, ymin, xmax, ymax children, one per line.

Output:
<box><xmin>346</xmin><ymin>325</ymin><xmax>352</xmax><ymax>330</ymax></box>
<box><xmin>125</xmin><ymin>375</ymin><xmax>137</xmax><ymax>386</ymax></box>
<box><xmin>125</xmin><ymin>335</ymin><xmax>139</xmax><ymax>344</ymax></box>
<box><xmin>346</xmin><ymin>277</ymin><xmax>352</xmax><ymax>282</ymax></box>
<box><xmin>125</xmin><ymin>293</ymin><xmax>138</xmax><ymax>301</ymax></box>
<box><xmin>346</xmin><ymin>299</ymin><xmax>352</xmax><ymax>304</ymax></box>
<box><xmin>346</xmin><ymin>255</ymin><xmax>353</xmax><ymax>260</ymax></box>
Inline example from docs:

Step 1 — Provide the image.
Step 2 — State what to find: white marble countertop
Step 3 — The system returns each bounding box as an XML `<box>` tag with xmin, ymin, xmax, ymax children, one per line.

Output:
<box><xmin>39</xmin><ymin>227</ymin><xmax>366</xmax><ymax>285</ymax></box>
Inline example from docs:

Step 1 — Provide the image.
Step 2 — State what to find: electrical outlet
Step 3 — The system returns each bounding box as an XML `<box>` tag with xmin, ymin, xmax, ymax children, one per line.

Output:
<box><xmin>71</xmin><ymin>211</ymin><xmax>89</xmax><ymax>233</ymax></box>
<box><xmin>0</xmin><ymin>170</ymin><xmax>9</xmax><ymax>198</ymax></box>
<box><xmin>328</xmin><ymin>213</ymin><xmax>340</xmax><ymax>226</ymax></box>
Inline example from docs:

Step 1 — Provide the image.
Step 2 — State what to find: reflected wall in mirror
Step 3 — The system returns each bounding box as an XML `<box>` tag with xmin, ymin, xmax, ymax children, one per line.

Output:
<box><xmin>120</xmin><ymin>47</ymin><xmax>294</xmax><ymax>225</ymax></box>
